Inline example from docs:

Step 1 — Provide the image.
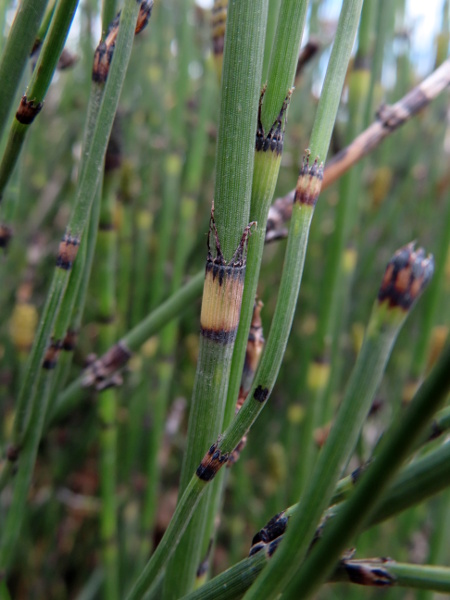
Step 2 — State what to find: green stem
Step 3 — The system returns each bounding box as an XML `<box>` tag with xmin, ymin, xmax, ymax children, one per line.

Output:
<box><xmin>297</xmin><ymin>0</ymin><xmax>375</xmax><ymax>494</ymax></box>
<box><xmin>125</xmin><ymin>476</ymin><xmax>207</xmax><ymax>600</ymax></box>
<box><xmin>95</xmin><ymin>165</ymin><xmax>120</xmax><ymax>600</ymax></box>
<box><xmin>0</xmin><ymin>0</ymin><xmax>80</xmax><ymax>200</ymax></box>
<box><xmin>283</xmin><ymin>341</ymin><xmax>450</xmax><ymax>599</ymax></box>
<box><xmin>332</xmin><ymin>559</ymin><xmax>450</xmax><ymax>593</ymax></box>
<box><xmin>0</xmin><ymin>0</ymin><xmax>48</xmax><ymax>142</ymax></box>
<box><xmin>182</xmin><ymin>435</ymin><xmax>450</xmax><ymax>600</ymax></box>
<box><xmin>241</xmin><ymin>3</ymin><xmax>364</xmax><ymax>596</ymax></box>
<box><xmin>163</xmin><ymin>0</ymin><xmax>268</xmax><ymax>595</ymax></box>
<box><xmin>0</xmin><ymin>369</ymin><xmax>53</xmax><ymax>572</ymax></box>
<box><xmin>225</xmin><ymin>0</ymin><xmax>309</xmax><ymax>445</ymax></box>
<box><xmin>12</xmin><ymin>0</ymin><xmax>147</xmax><ymax>444</ymax></box>
<box><xmin>51</xmin><ymin>270</ymin><xmax>204</xmax><ymax>423</ymax></box>
<box><xmin>212</xmin><ymin>0</ymin><xmax>268</xmax><ymax>258</ymax></box>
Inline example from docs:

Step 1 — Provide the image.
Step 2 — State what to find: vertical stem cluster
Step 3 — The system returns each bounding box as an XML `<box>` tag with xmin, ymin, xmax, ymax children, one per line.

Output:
<box><xmin>0</xmin><ymin>0</ymin><xmax>151</xmax><ymax>578</ymax></box>
<box><xmin>226</xmin><ymin>0</ymin><xmax>309</xmax><ymax>429</ymax></box>
<box><xmin>162</xmin><ymin>0</ymin><xmax>268</xmax><ymax>596</ymax></box>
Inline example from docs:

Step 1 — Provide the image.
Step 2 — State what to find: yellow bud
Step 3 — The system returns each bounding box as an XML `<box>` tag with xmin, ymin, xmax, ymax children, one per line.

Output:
<box><xmin>307</xmin><ymin>361</ymin><xmax>330</xmax><ymax>391</ymax></box>
<box><xmin>10</xmin><ymin>303</ymin><xmax>38</xmax><ymax>352</ymax></box>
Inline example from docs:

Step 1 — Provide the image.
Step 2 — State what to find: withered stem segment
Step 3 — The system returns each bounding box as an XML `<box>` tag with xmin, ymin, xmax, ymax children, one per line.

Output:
<box><xmin>266</xmin><ymin>56</ymin><xmax>450</xmax><ymax>241</ymax></box>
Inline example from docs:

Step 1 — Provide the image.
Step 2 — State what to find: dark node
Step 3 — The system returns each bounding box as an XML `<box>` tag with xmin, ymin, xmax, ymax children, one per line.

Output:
<box><xmin>135</xmin><ymin>0</ymin><xmax>154</xmax><ymax>34</ymax></box>
<box><xmin>251</xmin><ymin>511</ymin><xmax>288</xmax><ymax>546</ymax></box>
<box><xmin>56</xmin><ymin>233</ymin><xmax>80</xmax><ymax>270</ymax></box>
<box><xmin>296</xmin><ymin>38</ymin><xmax>321</xmax><ymax>79</ymax></box>
<box><xmin>351</xmin><ymin>464</ymin><xmax>366</xmax><ymax>484</ymax></box>
<box><xmin>196</xmin><ymin>443</ymin><xmax>228</xmax><ymax>481</ymax></box>
<box><xmin>96</xmin><ymin>372</ymin><xmax>123</xmax><ymax>391</ymax></box>
<box><xmin>205</xmin><ymin>205</ymin><xmax>254</xmax><ymax>272</ymax></box>
<box><xmin>43</xmin><ymin>339</ymin><xmax>63</xmax><ymax>369</ymax></box>
<box><xmin>267</xmin><ymin>536</ymin><xmax>282</xmax><ymax>557</ymax></box>
<box><xmin>371</xmin><ymin>568</ymin><xmax>395</xmax><ymax>585</ymax></box>
<box><xmin>0</xmin><ymin>224</ymin><xmax>12</xmax><ymax>249</ymax></box>
<box><xmin>255</xmin><ymin>88</ymin><xmax>292</xmax><ymax>155</ymax></box>
<box><xmin>6</xmin><ymin>445</ymin><xmax>20</xmax><ymax>462</ymax></box>
<box><xmin>344</xmin><ymin>563</ymin><xmax>366</xmax><ymax>585</ymax></box>
<box><xmin>57</xmin><ymin>48</ymin><xmax>78</xmax><ymax>71</ymax></box>
<box><xmin>105</xmin><ymin>115</ymin><xmax>123</xmax><ymax>172</ymax></box>
<box><xmin>253</xmin><ymin>385</ymin><xmax>269</xmax><ymax>403</ymax></box>
<box><xmin>92</xmin><ymin>41</ymin><xmax>114</xmax><ymax>83</ymax></box>
<box><xmin>227</xmin><ymin>437</ymin><xmax>247</xmax><ymax>467</ymax></box>
<box><xmin>62</xmin><ymin>329</ymin><xmax>78</xmax><ymax>352</ymax></box>
<box><xmin>248</xmin><ymin>541</ymin><xmax>266</xmax><ymax>557</ymax></box>
<box><xmin>16</xmin><ymin>95</ymin><xmax>43</xmax><ymax>125</ymax></box>
<box><xmin>200</xmin><ymin>327</ymin><xmax>237</xmax><ymax>344</ymax></box>
<box><xmin>377</xmin><ymin>89</ymin><xmax>428</xmax><ymax>131</ymax></box>
<box><xmin>196</xmin><ymin>539</ymin><xmax>213</xmax><ymax>578</ymax></box>
<box><xmin>344</xmin><ymin>560</ymin><xmax>395</xmax><ymax>587</ymax></box>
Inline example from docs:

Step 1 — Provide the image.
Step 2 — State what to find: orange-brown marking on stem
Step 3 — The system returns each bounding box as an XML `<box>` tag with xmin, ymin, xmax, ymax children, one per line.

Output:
<box><xmin>228</xmin><ymin>301</ymin><xmax>265</xmax><ymax>466</ymax></box>
<box><xmin>294</xmin><ymin>152</ymin><xmax>324</xmax><ymax>206</ymax></box>
<box><xmin>56</xmin><ymin>234</ymin><xmax>80</xmax><ymax>270</ymax></box>
<box><xmin>43</xmin><ymin>339</ymin><xmax>63</xmax><ymax>369</ymax></box>
<box><xmin>135</xmin><ymin>0</ymin><xmax>154</xmax><ymax>33</ymax></box>
<box><xmin>93</xmin><ymin>1</ymin><xmax>153</xmax><ymax>82</ymax></box>
<box><xmin>378</xmin><ymin>243</ymin><xmax>434</xmax><ymax>311</ymax></box>
<box><xmin>211</xmin><ymin>0</ymin><xmax>227</xmax><ymax>56</ymax></box>
<box><xmin>196</xmin><ymin>441</ymin><xmax>229</xmax><ymax>481</ymax></box>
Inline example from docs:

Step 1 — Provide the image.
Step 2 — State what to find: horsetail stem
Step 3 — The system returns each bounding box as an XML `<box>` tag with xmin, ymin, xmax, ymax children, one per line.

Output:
<box><xmin>265</xmin><ymin>56</ymin><xmax>450</xmax><ymax>242</ymax></box>
<box><xmin>0</xmin><ymin>1</ymin><xmax>152</xmax><ymax>577</ymax></box>
<box><xmin>333</xmin><ymin>558</ymin><xmax>450</xmax><ymax>593</ymax></box>
<box><xmin>52</xmin><ymin>270</ymin><xmax>204</xmax><ymax>421</ymax></box>
<box><xmin>123</xmin><ymin>154</ymin><xmax>322</xmax><ymax>599</ymax></box>
<box><xmin>225</xmin><ymin>0</ymin><xmax>309</xmax><ymax>456</ymax></box>
<box><xmin>284</xmin><ymin>339</ymin><xmax>449</xmax><ymax>600</ymax></box>
<box><xmin>183</xmin><ymin>434</ymin><xmax>450</xmax><ymax>600</ymax></box>
<box><xmin>227</xmin><ymin>300</ymin><xmax>265</xmax><ymax>467</ymax></box>
<box><xmin>245</xmin><ymin>242</ymin><xmax>433</xmax><ymax>599</ymax></box>
<box><xmin>0</xmin><ymin>0</ymin><xmax>48</xmax><ymax>141</ymax></box>
<box><xmin>94</xmin><ymin>124</ymin><xmax>122</xmax><ymax>600</ymax></box>
<box><xmin>296</xmin><ymin>1</ymin><xmax>376</xmax><ymax>494</ymax></box>
<box><xmin>0</xmin><ymin>0</ymin><xmax>80</xmax><ymax>203</ymax></box>
<box><xmin>163</xmin><ymin>0</ymin><xmax>268</xmax><ymax>593</ymax></box>
<box><xmin>162</xmin><ymin>214</ymin><xmax>255</xmax><ymax>598</ymax></box>
<box><xmin>54</xmin><ymin>54</ymin><xmax>450</xmax><ymax>419</ymax></box>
